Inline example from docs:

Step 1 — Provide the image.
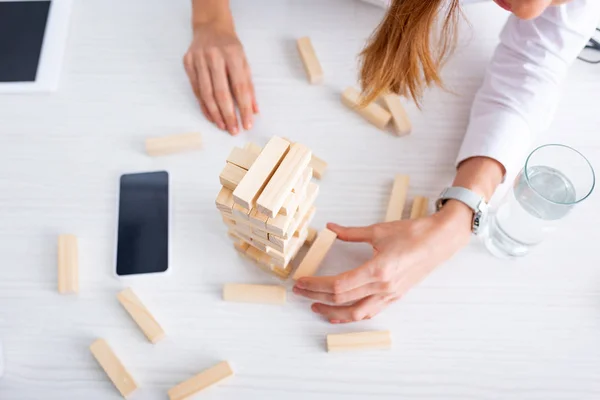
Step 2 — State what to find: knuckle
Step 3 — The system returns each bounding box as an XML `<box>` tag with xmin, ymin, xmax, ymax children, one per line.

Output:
<box><xmin>350</xmin><ymin>310</ymin><xmax>365</xmax><ymax>322</ymax></box>
<box><xmin>331</xmin><ymin>294</ymin><xmax>344</xmax><ymax>305</ymax></box>
<box><xmin>332</xmin><ymin>280</ymin><xmax>345</xmax><ymax>295</ymax></box>
<box><xmin>214</xmin><ymin>89</ymin><xmax>230</xmax><ymax>103</ymax></box>
<box><xmin>233</xmin><ymin>82</ymin><xmax>249</xmax><ymax>96</ymax></box>
<box><xmin>374</xmin><ymin>267</ymin><xmax>392</xmax><ymax>282</ymax></box>
<box><xmin>182</xmin><ymin>52</ymin><xmax>193</xmax><ymax>68</ymax></box>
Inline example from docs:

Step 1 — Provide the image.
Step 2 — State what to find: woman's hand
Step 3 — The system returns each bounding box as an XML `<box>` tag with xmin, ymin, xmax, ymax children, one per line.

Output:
<box><xmin>293</xmin><ymin>201</ymin><xmax>473</xmax><ymax>323</ymax></box>
<box><xmin>183</xmin><ymin>21</ymin><xmax>258</xmax><ymax>135</ymax></box>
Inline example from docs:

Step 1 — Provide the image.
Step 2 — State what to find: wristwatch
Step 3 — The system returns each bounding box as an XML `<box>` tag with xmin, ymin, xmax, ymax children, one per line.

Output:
<box><xmin>435</xmin><ymin>187</ymin><xmax>488</xmax><ymax>235</ymax></box>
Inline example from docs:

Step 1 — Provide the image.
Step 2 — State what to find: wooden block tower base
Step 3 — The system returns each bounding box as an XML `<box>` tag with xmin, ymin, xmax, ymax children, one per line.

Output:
<box><xmin>216</xmin><ymin>137</ymin><xmax>320</xmax><ymax>279</ymax></box>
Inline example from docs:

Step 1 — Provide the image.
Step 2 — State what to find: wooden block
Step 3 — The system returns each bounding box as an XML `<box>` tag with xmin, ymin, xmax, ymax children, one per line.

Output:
<box><xmin>305</xmin><ymin>227</ymin><xmax>318</xmax><ymax>246</ymax></box>
<box><xmin>294</xmin><ymin>166</ymin><xmax>313</xmax><ymax>193</ymax></box>
<box><xmin>341</xmin><ymin>87</ymin><xmax>391</xmax><ymax>130</ymax></box>
<box><xmin>326</xmin><ymin>331</ymin><xmax>392</xmax><ymax>353</ymax></box>
<box><xmin>233</xmin><ymin>137</ymin><xmax>290</xmax><ymax>210</ymax></box>
<box><xmin>222</xmin><ymin>215</ymin><xmax>236</xmax><ymax>228</ymax></box>
<box><xmin>232</xmin><ymin>203</ymin><xmax>251</xmax><ymax>220</ymax></box>
<box><xmin>89</xmin><ymin>339</ymin><xmax>138</xmax><ymax>398</ymax></box>
<box><xmin>58</xmin><ymin>234</ymin><xmax>78</xmax><ymax>294</ymax></box>
<box><xmin>292</xmin><ymin>228</ymin><xmax>337</xmax><ymax>280</ymax></box>
<box><xmin>410</xmin><ymin>196</ymin><xmax>429</xmax><ymax>219</ymax></box>
<box><xmin>146</xmin><ymin>132</ymin><xmax>202</xmax><ymax>157</ymax></box>
<box><xmin>223</xmin><ymin>283</ymin><xmax>286</xmax><ymax>304</ymax></box>
<box><xmin>297</xmin><ymin>37</ymin><xmax>323</xmax><ymax>84</ymax></box>
<box><xmin>245</xmin><ymin>246</ymin><xmax>263</xmax><ymax>262</ymax></box>
<box><xmin>381</xmin><ymin>94</ymin><xmax>412</xmax><ymax>136</ymax></box>
<box><xmin>215</xmin><ymin>187</ymin><xmax>235</xmax><ymax>213</ymax></box>
<box><xmin>168</xmin><ymin>361</ymin><xmax>234</xmax><ymax>400</ymax></box>
<box><xmin>252</xmin><ymin>228</ymin><xmax>269</xmax><ymax>240</ymax></box>
<box><xmin>309</xmin><ymin>155</ymin><xmax>327</xmax><ymax>180</ymax></box>
<box><xmin>281</xmin><ymin>167</ymin><xmax>311</xmax><ymax>216</ymax></box>
<box><xmin>384</xmin><ymin>174</ymin><xmax>410</xmax><ymax>222</ymax></box>
<box><xmin>226</xmin><ymin>147</ymin><xmax>259</xmax><ymax>170</ymax></box>
<box><xmin>117</xmin><ymin>288</ymin><xmax>165</xmax><ymax>344</ymax></box>
<box><xmin>257</xmin><ymin>143</ymin><xmax>312</xmax><ymax>217</ymax></box>
<box><xmin>249</xmin><ymin>208</ymin><xmax>269</xmax><ymax>228</ymax></box>
<box><xmin>267</xmin><ymin>182</ymin><xmax>318</xmax><ymax>238</ymax></box>
<box><xmin>219</xmin><ymin>163</ymin><xmax>247</xmax><ymax>191</ymax></box>
<box><xmin>234</xmin><ymin>241</ymin><xmax>250</xmax><ymax>254</ymax></box>
<box><xmin>244</xmin><ymin>142</ymin><xmax>262</xmax><ymax>155</ymax></box>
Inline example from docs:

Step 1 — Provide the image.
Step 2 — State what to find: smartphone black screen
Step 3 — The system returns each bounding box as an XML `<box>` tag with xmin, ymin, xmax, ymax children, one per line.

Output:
<box><xmin>117</xmin><ymin>171</ymin><xmax>169</xmax><ymax>276</ymax></box>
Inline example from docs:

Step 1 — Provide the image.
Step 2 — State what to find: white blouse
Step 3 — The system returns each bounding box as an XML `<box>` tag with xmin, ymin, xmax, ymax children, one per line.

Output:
<box><xmin>363</xmin><ymin>0</ymin><xmax>600</xmax><ymax>182</ymax></box>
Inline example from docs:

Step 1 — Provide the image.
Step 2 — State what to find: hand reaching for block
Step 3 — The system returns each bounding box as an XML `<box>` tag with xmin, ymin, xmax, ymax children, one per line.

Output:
<box><xmin>293</xmin><ymin>202</ymin><xmax>473</xmax><ymax>323</ymax></box>
<box><xmin>183</xmin><ymin>20</ymin><xmax>259</xmax><ymax>135</ymax></box>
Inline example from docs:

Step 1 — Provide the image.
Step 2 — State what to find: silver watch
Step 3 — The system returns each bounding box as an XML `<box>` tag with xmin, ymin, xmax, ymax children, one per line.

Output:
<box><xmin>435</xmin><ymin>187</ymin><xmax>488</xmax><ymax>235</ymax></box>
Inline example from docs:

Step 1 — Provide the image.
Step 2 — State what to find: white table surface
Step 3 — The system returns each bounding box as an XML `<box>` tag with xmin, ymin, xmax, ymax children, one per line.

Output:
<box><xmin>1</xmin><ymin>1</ymin><xmax>599</xmax><ymax>399</ymax></box>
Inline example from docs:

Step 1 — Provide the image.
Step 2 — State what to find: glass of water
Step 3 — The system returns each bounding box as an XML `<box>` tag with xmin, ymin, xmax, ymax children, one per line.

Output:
<box><xmin>485</xmin><ymin>144</ymin><xmax>595</xmax><ymax>258</ymax></box>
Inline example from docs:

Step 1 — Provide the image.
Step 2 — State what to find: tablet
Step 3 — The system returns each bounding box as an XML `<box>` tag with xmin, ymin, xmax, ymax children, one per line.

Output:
<box><xmin>0</xmin><ymin>0</ymin><xmax>73</xmax><ymax>93</ymax></box>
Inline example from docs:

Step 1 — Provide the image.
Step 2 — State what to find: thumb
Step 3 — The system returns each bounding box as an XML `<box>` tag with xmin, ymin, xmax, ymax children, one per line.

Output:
<box><xmin>327</xmin><ymin>222</ymin><xmax>374</xmax><ymax>244</ymax></box>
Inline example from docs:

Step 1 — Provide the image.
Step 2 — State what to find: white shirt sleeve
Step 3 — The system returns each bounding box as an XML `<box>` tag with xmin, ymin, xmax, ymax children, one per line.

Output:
<box><xmin>456</xmin><ymin>0</ymin><xmax>600</xmax><ymax>182</ymax></box>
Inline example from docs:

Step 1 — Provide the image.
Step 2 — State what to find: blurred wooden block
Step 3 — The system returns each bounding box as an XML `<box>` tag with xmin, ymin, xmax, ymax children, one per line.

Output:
<box><xmin>146</xmin><ymin>132</ymin><xmax>201</xmax><ymax>157</ymax></box>
<box><xmin>341</xmin><ymin>87</ymin><xmax>391</xmax><ymax>130</ymax></box>
<box><xmin>257</xmin><ymin>143</ymin><xmax>312</xmax><ymax>217</ymax></box>
<box><xmin>223</xmin><ymin>283</ymin><xmax>286</xmax><ymax>305</ymax></box>
<box><xmin>226</xmin><ymin>147</ymin><xmax>259</xmax><ymax>170</ymax></box>
<box><xmin>219</xmin><ymin>163</ymin><xmax>246</xmax><ymax>191</ymax></box>
<box><xmin>252</xmin><ymin>228</ymin><xmax>269</xmax><ymax>240</ymax></box>
<box><xmin>244</xmin><ymin>142</ymin><xmax>262</xmax><ymax>155</ymax></box>
<box><xmin>233</xmin><ymin>137</ymin><xmax>290</xmax><ymax>209</ymax></box>
<box><xmin>381</xmin><ymin>94</ymin><xmax>411</xmax><ymax>136</ymax></box>
<box><xmin>326</xmin><ymin>331</ymin><xmax>392</xmax><ymax>352</ymax></box>
<box><xmin>292</xmin><ymin>228</ymin><xmax>337</xmax><ymax>280</ymax></box>
<box><xmin>245</xmin><ymin>245</ymin><xmax>264</xmax><ymax>262</ymax></box>
<box><xmin>58</xmin><ymin>234</ymin><xmax>78</xmax><ymax>294</ymax></box>
<box><xmin>410</xmin><ymin>196</ymin><xmax>429</xmax><ymax>219</ymax></box>
<box><xmin>90</xmin><ymin>339</ymin><xmax>138</xmax><ymax>398</ymax></box>
<box><xmin>117</xmin><ymin>288</ymin><xmax>165</xmax><ymax>344</ymax></box>
<box><xmin>232</xmin><ymin>203</ymin><xmax>251</xmax><ymax>220</ymax></box>
<box><xmin>267</xmin><ymin>182</ymin><xmax>318</xmax><ymax>238</ymax></box>
<box><xmin>168</xmin><ymin>361</ymin><xmax>234</xmax><ymax>400</ymax></box>
<box><xmin>384</xmin><ymin>175</ymin><xmax>410</xmax><ymax>222</ymax></box>
<box><xmin>309</xmin><ymin>155</ymin><xmax>327</xmax><ymax>179</ymax></box>
<box><xmin>249</xmin><ymin>208</ymin><xmax>269</xmax><ymax>228</ymax></box>
<box><xmin>305</xmin><ymin>227</ymin><xmax>318</xmax><ymax>246</ymax></box>
<box><xmin>215</xmin><ymin>187</ymin><xmax>235</xmax><ymax>214</ymax></box>
<box><xmin>297</xmin><ymin>37</ymin><xmax>323</xmax><ymax>84</ymax></box>
<box><xmin>233</xmin><ymin>241</ymin><xmax>250</xmax><ymax>254</ymax></box>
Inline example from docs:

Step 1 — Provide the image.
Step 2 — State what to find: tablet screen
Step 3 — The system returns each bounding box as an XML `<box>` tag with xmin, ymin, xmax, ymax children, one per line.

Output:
<box><xmin>0</xmin><ymin>1</ymin><xmax>51</xmax><ymax>82</ymax></box>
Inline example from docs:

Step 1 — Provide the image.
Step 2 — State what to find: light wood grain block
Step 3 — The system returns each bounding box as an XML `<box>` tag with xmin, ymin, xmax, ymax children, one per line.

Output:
<box><xmin>57</xmin><ymin>234</ymin><xmax>78</xmax><ymax>294</ymax></box>
<box><xmin>249</xmin><ymin>208</ymin><xmax>269</xmax><ymax>228</ymax></box>
<box><xmin>117</xmin><ymin>288</ymin><xmax>165</xmax><ymax>344</ymax></box>
<box><xmin>292</xmin><ymin>228</ymin><xmax>337</xmax><ymax>280</ymax></box>
<box><xmin>168</xmin><ymin>361</ymin><xmax>234</xmax><ymax>400</ymax></box>
<box><xmin>267</xmin><ymin>182</ymin><xmax>318</xmax><ymax>238</ymax></box>
<box><xmin>232</xmin><ymin>203</ymin><xmax>251</xmax><ymax>220</ymax></box>
<box><xmin>384</xmin><ymin>175</ymin><xmax>410</xmax><ymax>222</ymax></box>
<box><xmin>245</xmin><ymin>246</ymin><xmax>263</xmax><ymax>262</ymax></box>
<box><xmin>252</xmin><ymin>228</ymin><xmax>269</xmax><ymax>240</ymax></box>
<box><xmin>216</xmin><ymin>187</ymin><xmax>235</xmax><ymax>213</ymax></box>
<box><xmin>326</xmin><ymin>331</ymin><xmax>392</xmax><ymax>353</ymax></box>
<box><xmin>233</xmin><ymin>241</ymin><xmax>250</xmax><ymax>254</ymax></box>
<box><xmin>280</xmin><ymin>168</ymin><xmax>311</xmax><ymax>216</ymax></box>
<box><xmin>309</xmin><ymin>155</ymin><xmax>327</xmax><ymax>179</ymax></box>
<box><xmin>223</xmin><ymin>283</ymin><xmax>286</xmax><ymax>304</ymax></box>
<box><xmin>305</xmin><ymin>227</ymin><xmax>318</xmax><ymax>246</ymax></box>
<box><xmin>226</xmin><ymin>147</ymin><xmax>259</xmax><ymax>170</ymax></box>
<box><xmin>410</xmin><ymin>196</ymin><xmax>429</xmax><ymax>219</ymax></box>
<box><xmin>89</xmin><ymin>339</ymin><xmax>138</xmax><ymax>398</ymax></box>
<box><xmin>341</xmin><ymin>87</ymin><xmax>391</xmax><ymax>130</ymax></box>
<box><xmin>257</xmin><ymin>142</ymin><xmax>312</xmax><ymax>217</ymax></box>
<box><xmin>233</xmin><ymin>137</ymin><xmax>290</xmax><ymax>209</ymax></box>
<box><xmin>381</xmin><ymin>94</ymin><xmax>412</xmax><ymax>136</ymax></box>
<box><xmin>220</xmin><ymin>163</ymin><xmax>247</xmax><ymax>191</ymax></box>
<box><xmin>145</xmin><ymin>132</ymin><xmax>202</xmax><ymax>157</ymax></box>
<box><xmin>244</xmin><ymin>142</ymin><xmax>262</xmax><ymax>155</ymax></box>
<box><xmin>297</xmin><ymin>37</ymin><xmax>323</xmax><ymax>84</ymax></box>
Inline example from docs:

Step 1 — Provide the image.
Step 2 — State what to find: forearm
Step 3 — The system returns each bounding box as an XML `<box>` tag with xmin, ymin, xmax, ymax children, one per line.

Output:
<box><xmin>192</xmin><ymin>0</ymin><xmax>233</xmax><ymax>28</ymax></box>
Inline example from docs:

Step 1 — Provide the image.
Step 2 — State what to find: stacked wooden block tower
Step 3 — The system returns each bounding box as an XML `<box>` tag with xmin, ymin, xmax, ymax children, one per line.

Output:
<box><xmin>216</xmin><ymin>136</ymin><xmax>318</xmax><ymax>279</ymax></box>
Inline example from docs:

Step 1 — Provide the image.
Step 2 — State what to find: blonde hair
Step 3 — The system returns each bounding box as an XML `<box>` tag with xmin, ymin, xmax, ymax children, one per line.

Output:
<box><xmin>359</xmin><ymin>0</ymin><xmax>462</xmax><ymax>106</ymax></box>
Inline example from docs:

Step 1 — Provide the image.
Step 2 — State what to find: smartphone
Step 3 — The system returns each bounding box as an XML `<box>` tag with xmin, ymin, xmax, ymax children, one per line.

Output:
<box><xmin>116</xmin><ymin>171</ymin><xmax>169</xmax><ymax>277</ymax></box>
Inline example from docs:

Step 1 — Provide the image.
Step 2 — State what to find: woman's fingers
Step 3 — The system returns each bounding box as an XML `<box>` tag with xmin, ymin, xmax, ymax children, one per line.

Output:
<box><xmin>327</xmin><ymin>223</ymin><xmax>374</xmax><ymax>243</ymax></box>
<box><xmin>227</xmin><ymin>57</ymin><xmax>254</xmax><ymax>131</ymax></box>
<box><xmin>293</xmin><ymin>281</ymin><xmax>392</xmax><ymax>305</ymax></box>
<box><xmin>195</xmin><ymin>57</ymin><xmax>226</xmax><ymax>130</ymax></box>
<box><xmin>311</xmin><ymin>294</ymin><xmax>389</xmax><ymax>323</ymax></box>
<box><xmin>294</xmin><ymin>258</ymin><xmax>381</xmax><ymax>294</ymax></box>
<box><xmin>207</xmin><ymin>52</ymin><xmax>239</xmax><ymax>135</ymax></box>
